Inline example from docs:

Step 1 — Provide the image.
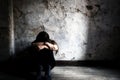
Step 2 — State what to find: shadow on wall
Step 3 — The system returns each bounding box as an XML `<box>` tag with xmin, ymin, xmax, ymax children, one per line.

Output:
<box><xmin>85</xmin><ymin>0</ymin><xmax>120</xmax><ymax>61</ymax></box>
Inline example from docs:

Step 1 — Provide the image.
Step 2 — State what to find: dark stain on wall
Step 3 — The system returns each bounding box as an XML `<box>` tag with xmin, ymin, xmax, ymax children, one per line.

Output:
<box><xmin>86</xmin><ymin>5</ymin><xmax>93</xmax><ymax>10</ymax></box>
<box><xmin>13</xmin><ymin>6</ymin><xmax>23</xmax><ymax>18</ymax></box>
<box><xmin>43</xmin><ymin>0</ymin><xmax>49</xmax><ymax>9</ymax></box>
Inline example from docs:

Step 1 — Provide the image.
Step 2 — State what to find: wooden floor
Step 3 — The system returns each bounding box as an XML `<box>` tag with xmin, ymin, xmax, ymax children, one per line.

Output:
<box><xmin>0</xmin><ymin>66</ymin><xmax>120</xmax><ymax>80</ymax></box>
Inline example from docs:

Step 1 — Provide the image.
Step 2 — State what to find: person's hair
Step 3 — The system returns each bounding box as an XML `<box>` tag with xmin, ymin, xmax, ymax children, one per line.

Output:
<box><xmin>34</xmin><ymin>31</ymin><xmax>50</xmax><ymax>42</ymax></box>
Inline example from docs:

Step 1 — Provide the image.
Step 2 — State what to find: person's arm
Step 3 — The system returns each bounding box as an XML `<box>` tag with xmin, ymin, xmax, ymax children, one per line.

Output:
<box><xmin>45</xmin><ymin>42</ymin><xmax>59</xmax><ymax>51</ymax></box>
<box><xmin>32</xmin><ymin>41</ymin><xmax>59</xmax><ymax>51</ymax></box>
<box><xmin>32</xmin><ymin>42</ymin><xmax>49</xmax><ymax>50</ymax></box>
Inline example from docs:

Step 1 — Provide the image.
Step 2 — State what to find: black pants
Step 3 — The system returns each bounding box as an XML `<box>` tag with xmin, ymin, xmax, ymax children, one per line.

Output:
<box><xmin>36</xmin><ymin>64</ymin><xmax>51</xmax><ymax>80</ymax></box>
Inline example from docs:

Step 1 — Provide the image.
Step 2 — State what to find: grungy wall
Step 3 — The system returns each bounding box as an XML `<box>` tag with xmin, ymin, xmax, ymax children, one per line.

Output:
<box><xmin>86</xmin><ymin>0</ymin><xmax>120</xmax><ymax>60</ymax></box>
<box><xmin>13</xmin><ymin>0</ymin><xmax>89</xmax><ymax>60</ymax></box>
<box><xmin>13</xmin><ymin>0</ymin><xmax>120</xmax><ymax>61</ymax></box>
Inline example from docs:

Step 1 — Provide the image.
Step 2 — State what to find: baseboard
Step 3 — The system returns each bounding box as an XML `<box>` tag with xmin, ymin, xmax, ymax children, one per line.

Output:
<box><xmin>56</xmin><ymin>60</ymin><xmax>120</xmax><ymax>69</ymax></box>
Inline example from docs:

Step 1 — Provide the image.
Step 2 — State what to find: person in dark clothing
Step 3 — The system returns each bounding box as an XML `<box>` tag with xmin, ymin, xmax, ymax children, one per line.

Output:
<box><xmin>32</xmin><ymin>31</ymin><xmax>58</xmax><ymax>80</ymax></box>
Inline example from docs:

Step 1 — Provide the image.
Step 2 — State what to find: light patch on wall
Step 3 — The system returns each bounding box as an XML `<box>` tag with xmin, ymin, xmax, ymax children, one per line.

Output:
<box><xmin>55</xmin><ymin>12</ymin><xmax>89</xmax><ymax>60</ymax></box>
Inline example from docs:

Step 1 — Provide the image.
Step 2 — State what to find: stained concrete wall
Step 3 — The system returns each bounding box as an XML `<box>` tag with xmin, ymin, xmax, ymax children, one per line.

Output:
<box><xmin>86</xmin><ymin>0</ymin><xmax>120</xmax><ymax>60</ymax></box>
<box><xmin>0</xmin><ymin>0</ymin><xmax>120</xmax><ymax>61</ymax></box>
<box><xmin>0</xmin><ymin>0</ymin><xmax>118</xmax><ymax>61</ymax></box>
<box><xmin>13</xmin><ymin>0</ymin><xmax>120</xmax><ymax>61</ymax></box>
<box><xmin>13</xmin><ymin>0</ymin><xmax>89</xmax><ymax>60</ymax></box>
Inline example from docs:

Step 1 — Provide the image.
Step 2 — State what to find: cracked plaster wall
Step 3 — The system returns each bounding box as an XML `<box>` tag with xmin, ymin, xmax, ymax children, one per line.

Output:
<box><xmin>13</xmin><ymin>0</ymin><xmax>120</xmax><ymax>60</ymax></box>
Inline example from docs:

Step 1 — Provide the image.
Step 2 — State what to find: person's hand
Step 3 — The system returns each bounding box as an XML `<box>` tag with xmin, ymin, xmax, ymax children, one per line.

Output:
<box><xmin>33</xmin><ymin>42</ymin><xmax>49</xmax><ymax>50</ymax></box>
<box><xmin>38</xmin><ymin>45</ymin><xmax>49</xmax><ymax>50</ymax></box>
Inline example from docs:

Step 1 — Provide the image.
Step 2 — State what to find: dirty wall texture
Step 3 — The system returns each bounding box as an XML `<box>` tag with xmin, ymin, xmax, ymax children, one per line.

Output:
<box><xmin>13</xmin><ymin>0</ymin><xmax>120</xmax><ymax>60</ymax></box>
<box><xmin>0</xmin><ymin>0</ymin><xmax>10</xmax><ymax>61</ymax></box>
<box><xmin>86</xmin><ymin>0</ymin><xmax>120</xmax><ymax>60</ymax></box>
